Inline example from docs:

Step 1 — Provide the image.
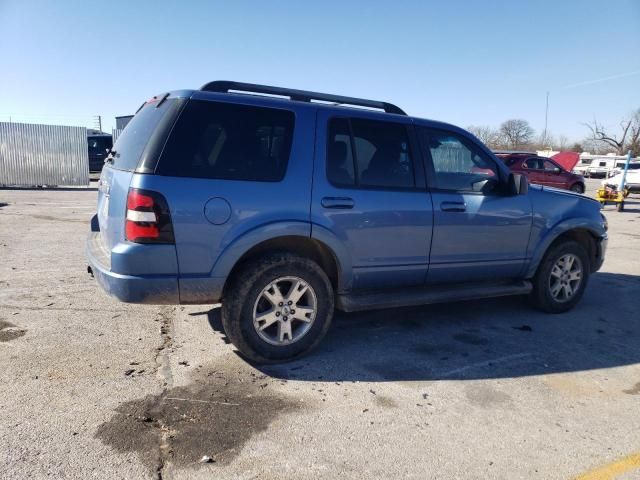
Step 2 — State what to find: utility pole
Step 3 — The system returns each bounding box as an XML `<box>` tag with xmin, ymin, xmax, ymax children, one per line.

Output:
<box><xmin>543</xmin><ymin>91</ymin><xmax>549</xmax><ymax>147</ymax></box>
<box><xmin>93</xmin><ymin>115</ymin><xmax>102</xmax><ymax>132</ymax></box>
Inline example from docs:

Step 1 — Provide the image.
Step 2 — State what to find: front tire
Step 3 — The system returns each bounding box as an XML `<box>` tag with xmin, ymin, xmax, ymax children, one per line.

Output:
<box><xmin>529</xmin><ymin>241</ymin><xmax>590</xmax><ymax>313</ymax></box>
<box><xmin>570</xmin><ymin>183</ymin><xmax>584</xmax><ymax>194</ymax></box>
<box><xmin>221</xmin><ymin>254</ymin><xmax>334</xmax><ymax>363</ymax></box>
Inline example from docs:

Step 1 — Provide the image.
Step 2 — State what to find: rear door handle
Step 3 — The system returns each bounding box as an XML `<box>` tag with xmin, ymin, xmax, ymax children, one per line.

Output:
<box><xmin>321</xmin><ymin>197</ymin><xmax>354</xmax><ymax>209</ymax></box>
<box><xmin>440</xmin><ymin>201</ymin><xmax>466</xmax><ymax>212</ymax></box>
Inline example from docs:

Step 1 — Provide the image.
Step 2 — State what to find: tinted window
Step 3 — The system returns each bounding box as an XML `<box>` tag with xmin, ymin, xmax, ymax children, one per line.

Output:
<box><xmin>159</xmin><ymin>100</ymin><xmax>294</xmax><ymax>182</ymax></box>
<box><xmin>110</xmin><ymin>99</ymin><xmax>177</xmax><ymax>171</ymax></box>
<box><xmin>524</xmin><ymin>158</ymin><xmax>542</xmax><ymax>169</ymax></box>
<box><xmin>326</xmin><ymin>117</ymin><xmax>414</xmax><ymax>189</ymax></box>
<box><xmin>326</xmin><ymin>118</ymin><xmax>355</xmax><ymax>186</ymax></box>
<box><xmin>543</xmin><ymin>159</ymin><xmax>559</xmax><ymax>171</ymax></box>
<box><xmin>88</xmin><ymin>137</ymin><xmax>112</xmax><ymax>155</ymax></box>
<box><xmin>421</xmin><ymin>128</ymin><xmax>498</xmax><ymax>192</ymax></box>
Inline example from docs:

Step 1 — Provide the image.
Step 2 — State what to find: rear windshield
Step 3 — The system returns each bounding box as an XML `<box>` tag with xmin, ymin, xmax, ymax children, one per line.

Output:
<box><xmin>109</xmin><ymin>98</ymin><xmax>178</xmax><ymax>171</ymax></box>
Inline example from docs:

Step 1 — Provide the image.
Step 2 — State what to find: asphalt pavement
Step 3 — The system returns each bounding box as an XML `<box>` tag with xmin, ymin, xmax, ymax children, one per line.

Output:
<box><xmin>1</xmin><ymin>178</ymin><xmax>639</xmax><ymax>479</ymax></box>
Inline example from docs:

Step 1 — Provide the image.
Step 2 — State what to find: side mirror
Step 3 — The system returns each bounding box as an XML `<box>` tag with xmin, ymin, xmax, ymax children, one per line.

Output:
<box><xmin>507</xmin><ymin>173</ymin><xmax>528</xmax><ymax>196</ymax></box>
<box><xmin>553</xmin><ymin>167</ymin><xmax>561</xmax><ymax>174</ymax></box>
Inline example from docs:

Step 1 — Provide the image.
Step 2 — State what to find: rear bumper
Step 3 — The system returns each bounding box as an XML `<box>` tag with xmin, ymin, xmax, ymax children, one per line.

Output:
<box><xmin>86</xmin><ymin>232</ymin><xmax>179</xmax><ymax>304</ymax></box>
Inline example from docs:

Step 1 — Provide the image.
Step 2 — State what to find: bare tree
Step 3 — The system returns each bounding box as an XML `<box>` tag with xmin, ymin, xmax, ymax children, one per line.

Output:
<box><xmin>467</xmin><ymin>125</ymin><xmax>501</xmax><ymax>148</ymax></box>
<box><xmin>580</xmin><ymin>137</ymin><xmax>617</xmax><ymax>155</ymax></box>
<box><xmin>585</xmin><ymin>109</ymin><xmax>640</xmax><ymax>156</ymax></box>
<box><xmin>533</xmin><ymin>132</ymin><xmax>555</xmax><ymax>150</ymax></box>
<box><xmin>557</xmin><ymin>135</ymin><xmax>569</xmax><ymax>150</ymax></box>
<box><xmin>499</xmin><ymin>119</ymin><xmax>535</xmax><ymax>149</ymax></box>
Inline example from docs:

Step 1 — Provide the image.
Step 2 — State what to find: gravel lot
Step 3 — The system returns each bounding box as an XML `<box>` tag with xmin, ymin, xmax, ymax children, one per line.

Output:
<box><xmin>1</xmin><ymin>179</ymin><xmax>639</xmax><ymax>480</ymax></box>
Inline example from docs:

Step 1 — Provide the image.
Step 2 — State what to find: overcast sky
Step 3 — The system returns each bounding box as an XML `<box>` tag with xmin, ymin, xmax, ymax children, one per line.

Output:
<box><xmin>1</xmin><ymin>0</ymin><xmax>638</xmax><ymax>140</ymax></box>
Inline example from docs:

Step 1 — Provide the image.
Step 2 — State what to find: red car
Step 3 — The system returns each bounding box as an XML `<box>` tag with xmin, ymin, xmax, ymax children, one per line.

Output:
<box><xmin>495</xmin><ymin>152</ymin><xmax>585</xmax><ymax>193</ymax></box>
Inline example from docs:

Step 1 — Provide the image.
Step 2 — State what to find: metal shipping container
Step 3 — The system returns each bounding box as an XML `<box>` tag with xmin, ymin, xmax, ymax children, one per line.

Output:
<box><xmin>0</xmin><ymin>122</ymin><xmax>89</xmax><ymax>187</ymax></box>
<box><xmin>112</xmin><ymin>128</ymin><xmax>124</xmax><ymax>144</ymax></box>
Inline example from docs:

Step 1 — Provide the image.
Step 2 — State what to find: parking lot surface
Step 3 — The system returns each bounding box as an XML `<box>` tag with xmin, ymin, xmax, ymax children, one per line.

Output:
<box><xmin>1</xmin><ymin>179</ymin><xmax>639</xmax><ymax>479</ymax></box>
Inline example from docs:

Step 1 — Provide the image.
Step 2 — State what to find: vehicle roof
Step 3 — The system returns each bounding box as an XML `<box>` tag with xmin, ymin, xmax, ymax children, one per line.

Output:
<box><xmin>493</xmin><ymin>151</ymin><xmax>538</xmax><ymax>157</ymax></box>
<box><xmin>165</xmin><ymin>89</ymin><xmax>468</xmax><ymax>134</ymax></box>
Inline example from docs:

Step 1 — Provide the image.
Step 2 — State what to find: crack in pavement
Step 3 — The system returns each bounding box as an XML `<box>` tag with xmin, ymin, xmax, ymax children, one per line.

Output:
<box><xmin>153</xmin><ymin>306</ymin><xmax>176</xmax><ymax>480</ymax></box>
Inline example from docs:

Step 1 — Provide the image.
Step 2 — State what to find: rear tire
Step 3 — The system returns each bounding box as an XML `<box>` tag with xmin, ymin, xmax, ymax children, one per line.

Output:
<box><xmin>221</xmin><ymin>253</ymin><xmax>334</xmax><ymax>363</ymax></box>
<box><xmin>529</xmin><ymin>240</ymin><xmax>590</xmax><ymax>313</ymax></box>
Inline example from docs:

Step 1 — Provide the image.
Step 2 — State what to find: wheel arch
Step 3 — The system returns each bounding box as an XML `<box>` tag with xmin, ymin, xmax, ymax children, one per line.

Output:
<box><xmin>526</xmin><ymin>225</ymin><xmax>601</xmax><ymax>278</ymax></box>
<box><xmin>221</xmin><ymin>235</ymin><xmax>343</xmax><ymax>300</ymax></box>
<box><xmin>570</xmin><ymin>181</ymin><xmax>585</xmax><ymax>193</ymax></box>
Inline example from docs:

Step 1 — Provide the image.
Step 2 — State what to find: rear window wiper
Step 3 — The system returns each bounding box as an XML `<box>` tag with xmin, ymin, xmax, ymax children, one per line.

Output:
<box><xmin>104</xmin><ymin>150</ymin><xmax>116</xmax><ymax>164</ymax></box>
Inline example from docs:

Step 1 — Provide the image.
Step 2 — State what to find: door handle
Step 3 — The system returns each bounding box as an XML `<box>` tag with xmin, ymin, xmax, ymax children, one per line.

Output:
<box><xmin>321</xmin><ymin>197</ymin><xmax>354</xmax><ymax>209</ymax></box>
<box><xmin>440</xmin><ymin>201</ymin><xmax>466</xmax><ymax>212</ymax></box>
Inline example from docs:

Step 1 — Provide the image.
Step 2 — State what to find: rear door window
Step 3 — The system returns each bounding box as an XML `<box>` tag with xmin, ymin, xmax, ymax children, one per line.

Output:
<box><xmin>158</xmin><ymin>100</ymin><xmax>295</xmax><ymax>182</ymax></box>
<box><xmin>326</xmin><ymin>117</ymin><xmax>415</xmax><ymax>189</ymax></box>
<box><xmin>524</xmin><ymin>158</ymin><xmax>542</xmax><ymax>169</ymax></box>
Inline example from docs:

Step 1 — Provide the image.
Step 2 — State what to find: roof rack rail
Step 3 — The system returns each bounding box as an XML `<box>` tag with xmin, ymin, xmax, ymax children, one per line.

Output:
<box><xmin>200</xmin><ymin>80</ymin><xmax>406</xmax><ymax>115</ymax></box>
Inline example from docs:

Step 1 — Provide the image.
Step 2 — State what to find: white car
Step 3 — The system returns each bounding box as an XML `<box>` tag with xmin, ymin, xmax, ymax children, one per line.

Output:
<box><xmin>608</xmin><ymin>161</ymin><xmax>640</xmax><ymax>178</ymax></box>
<box><xmin>603</xmin><ymin>168</ymin><xmax>640</xmax><ymax>193</ymax></box>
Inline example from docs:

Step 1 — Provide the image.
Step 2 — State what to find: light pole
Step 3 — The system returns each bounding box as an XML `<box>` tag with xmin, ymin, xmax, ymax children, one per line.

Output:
<box><xmin>543</xmin><ymin>91</ymin><xmax>549</xmax><ymax>147</ymax></box>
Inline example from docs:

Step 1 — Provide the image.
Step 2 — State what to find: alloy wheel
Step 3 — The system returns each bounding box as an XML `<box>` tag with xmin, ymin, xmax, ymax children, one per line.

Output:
<box><xmin>252</xmin><ymin>276</ymin><xmax>317</xmax><ymax>346</ymax></box>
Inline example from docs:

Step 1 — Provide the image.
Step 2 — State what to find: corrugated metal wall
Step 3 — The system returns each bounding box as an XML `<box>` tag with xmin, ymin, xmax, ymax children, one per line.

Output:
<box><xmin>112</xmin><ymin>128</ymin><xmax>123</xmax><ymax>144</ymax></box>
<box><xmin>0</xmin><ymin>122</ymin><xmax>90</xmax><ymax>186</ymax></box>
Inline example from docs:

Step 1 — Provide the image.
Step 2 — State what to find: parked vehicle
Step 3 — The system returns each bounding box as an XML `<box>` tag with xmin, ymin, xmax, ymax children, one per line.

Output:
<box><xmin>607</xmin><ymin>160</ymin><xmax>640</xmax><ymax>178</ymax></box>
<box><xmin>584</xmin><ymin>157</ymin><xmax>622</xmax><ymax>178</ymax></box>
<box><xmin>87</xmin><ymin>133</ymin><xmax>113</xmax><ymax>172</ymax></box>
<box><xmin>495</xmin><ymin>152</ymin><xmax>586</xmax><ymax>193</ymax></box>
<box><xmin>604</xmin><ymin>169</ymin><xmax>640</xmax><ymax>193</ymax></box>
<box><xmin>86</xmin><ymin>82</ymin><xmax>608</xmax><ymax>363</ymax></box>
<box><xmin>572</xmin><ymin>157</ymin><xmax>592</xmax><ymax>175</ymax></box>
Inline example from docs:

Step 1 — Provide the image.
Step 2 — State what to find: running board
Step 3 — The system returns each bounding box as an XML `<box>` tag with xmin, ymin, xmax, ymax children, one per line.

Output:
<box><xmin>336</xmin><ymin>280</ymin><xmax>532</xmax><ymax>312</ymax></box>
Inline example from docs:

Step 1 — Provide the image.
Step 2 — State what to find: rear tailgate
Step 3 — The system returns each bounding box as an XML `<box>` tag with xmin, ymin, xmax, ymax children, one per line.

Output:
<box><xmin>97</xmin><ymin>95</ymin><xmax>185</xmax><ymax>252</ymax></box>
<box><xmin>97</xmin><ymin>165</ymin><xmax>133</xmax><ymax>251</ymax></box>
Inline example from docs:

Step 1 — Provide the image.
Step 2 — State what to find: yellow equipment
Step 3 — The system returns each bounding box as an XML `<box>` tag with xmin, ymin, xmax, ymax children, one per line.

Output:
<box><xmin>595</xmin><ymin>185</ymin><xmax>630</xmax><ymax>212</ymax></box>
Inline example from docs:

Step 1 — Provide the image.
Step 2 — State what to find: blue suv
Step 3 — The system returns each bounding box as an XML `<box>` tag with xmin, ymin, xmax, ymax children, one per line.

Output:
<box><xmin>87</xmin><ymin>81</ymin><xmax>608</xmax><ymax>363</ymax></box>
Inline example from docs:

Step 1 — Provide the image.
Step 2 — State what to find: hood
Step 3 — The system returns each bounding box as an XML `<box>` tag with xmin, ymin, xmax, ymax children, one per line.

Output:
<box><xmin>539</xmin><ymin>184</ymin><xmax>600</xmax><ymax>204</ymax></box>
<box><xmin>551</xmin><ymin>151</ymin><xmax>580</xmax><ymax>172</ymax></box>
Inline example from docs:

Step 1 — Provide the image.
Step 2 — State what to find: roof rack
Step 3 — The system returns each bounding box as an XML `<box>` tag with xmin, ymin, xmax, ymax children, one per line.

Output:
<box><xmin>200</xmin><ymin>80</ymin><xmax>406</xmax><ymax>115</ymax></box>
<box><xmin>493</xmin><ymin>150</ymin><xmax>537</xmax><ymax>155</ymax></box>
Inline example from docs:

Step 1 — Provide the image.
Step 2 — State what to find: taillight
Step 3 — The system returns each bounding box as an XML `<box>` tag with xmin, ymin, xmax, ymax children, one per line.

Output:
<box><xmin>125</xmin><ymin>188</ymin><xmax>174</xmax><ymax>244</ymax></box>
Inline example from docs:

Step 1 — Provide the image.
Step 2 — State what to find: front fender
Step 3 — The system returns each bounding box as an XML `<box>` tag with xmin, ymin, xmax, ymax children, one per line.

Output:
<box><xmin>525</xmin><ymin>217</ymin><xmax>605</xmax><ymax>278</ymax></box>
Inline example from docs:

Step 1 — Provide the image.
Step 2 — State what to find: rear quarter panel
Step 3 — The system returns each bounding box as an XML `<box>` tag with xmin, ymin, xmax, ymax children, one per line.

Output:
<box><xmin>132</xmin><ymin>99</ymin><xmax>317</xmax><ymax>301</ymax></box>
